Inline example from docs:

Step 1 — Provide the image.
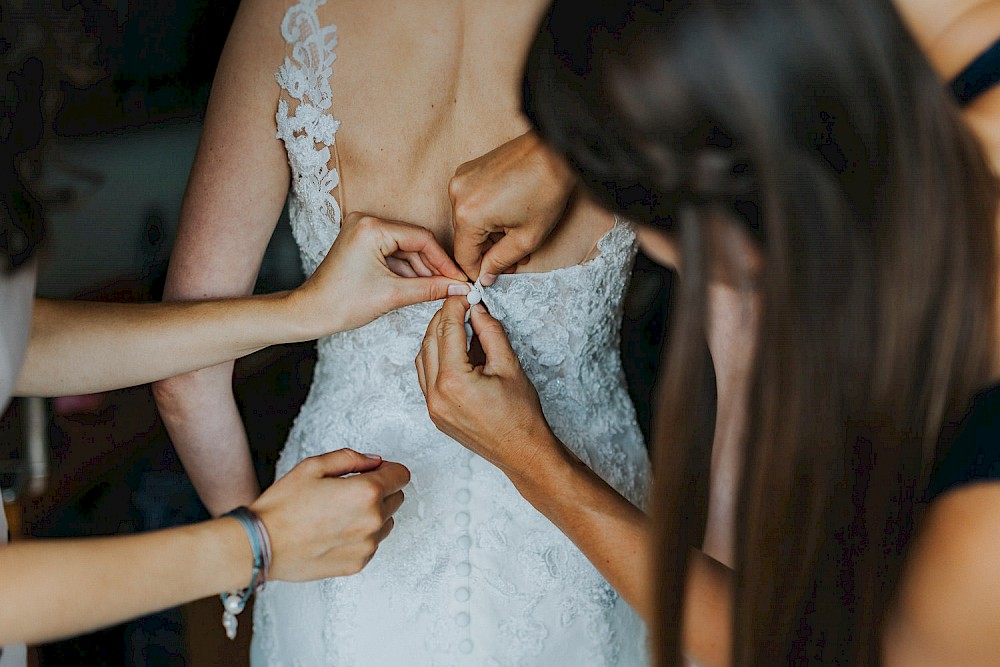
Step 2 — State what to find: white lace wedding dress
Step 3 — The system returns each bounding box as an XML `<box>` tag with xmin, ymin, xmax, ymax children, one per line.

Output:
<box><xmin>251</xmin><ymin>2</ymin><xmax>651</xmax><ymax>665</ymax></box>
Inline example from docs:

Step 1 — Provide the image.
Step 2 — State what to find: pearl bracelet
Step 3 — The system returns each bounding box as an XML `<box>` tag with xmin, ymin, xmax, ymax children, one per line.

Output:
<box><xmin>220</xmin><ymin>506</ymin><xmax>272</xmax><ymax>640</ymax></box>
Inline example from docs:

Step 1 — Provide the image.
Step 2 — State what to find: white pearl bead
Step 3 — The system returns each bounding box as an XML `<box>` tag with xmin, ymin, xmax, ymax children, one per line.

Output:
<box><xmin>224</xmin><ymin>595</ymin><xmax>244</xmax><ymax>614</ymax></box>
<box><xmin>222</xmin><ymin>612</ymin><xmax>238</xmax><ymax>640</ymax></box>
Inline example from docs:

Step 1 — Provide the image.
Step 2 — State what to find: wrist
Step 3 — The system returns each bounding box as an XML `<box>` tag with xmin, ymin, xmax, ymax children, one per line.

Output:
<box><xmin>505</xmin><ymin>427</ymin><xmax>575</xmax><ymax>502</ymax></box>
<box><xmin>529</xmin><ymin>131</ymin><xmax>575</xmax><ymax>191</ymax></box>
<box><xmin>218</xmin><ymin>507</ymin><xmax>272</xmax><ymax>639</ymax></box>
<box><xmin>279</xmin><ymin>288</ymin><xmax>344</xmax><ymax>341</ymax></box>
<box><xmin>185</xmin><ymin>517</ymin><xmax>255</xmax><ymax>595</ymax></box>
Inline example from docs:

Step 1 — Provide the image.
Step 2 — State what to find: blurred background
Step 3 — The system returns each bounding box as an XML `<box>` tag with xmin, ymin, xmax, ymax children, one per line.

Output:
<box><xmin>0</xmin><ymin>1</ymin><xmax>671</xmax><ymax>665</ymax></box>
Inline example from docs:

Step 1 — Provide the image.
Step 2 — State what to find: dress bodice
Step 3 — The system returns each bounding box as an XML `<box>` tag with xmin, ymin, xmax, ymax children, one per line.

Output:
<box><xmin>255</xmin><ymin>2</ymin><xmax>650</xmax><ymax>665</ymax></box>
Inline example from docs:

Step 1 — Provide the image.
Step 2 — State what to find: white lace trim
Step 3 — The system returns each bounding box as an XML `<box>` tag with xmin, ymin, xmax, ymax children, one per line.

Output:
<box><xmin>275</xmin><ymin>0</ymin><xmax>342</xmax><ymax>276</ymax></box>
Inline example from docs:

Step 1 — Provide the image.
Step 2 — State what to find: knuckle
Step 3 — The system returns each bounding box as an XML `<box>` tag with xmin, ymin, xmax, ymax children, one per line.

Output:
<box><xmin>417</xmin><ymin>335</ymin><xmax>435</xmax><ymax>361</ymax></box>
<box><xmin>361</xmin><ymin>536</ymin><xmax>379</xmax><ymax>556</ymax></box>
<box><xmin>448</xmin><ymin>174</ymin><xmax>467</xmax><ymax>204</ymax></box>
<box><xmin>483</xmin><ymin>319</ymin><xmax>506</xmax><ymax>335</ymax></box>
<box><xmin>385</xmin><ymin>283</ymin><xmax>405</xmax><ymax>307</ymax></box>
<box><xmin>434</xmin><ymin>315</ymin><xmax>451</xmax><ymax>338</ymax></box>
<box><xmin>299</xmin><ymin>455</ymin><xmax>322</xmax><ymax>476</ymax></box>
<box><xmin>362</xmin><ymin>480</ymin><xmax>384</xmax><ymax>505</ymax></box>
<box><xmin>397</xmin><ymin>465</ymin><xmax>411</xmax><ymax>486</ymax></box>
<box><xmin>425</xmin><ymin>393</ymin><xmax>443</xmax><ymax>418</ymax></box>
<box><xmin>452</xmin><ymin>200</ymin><xmax>472</xmax><ymax>226</ymax></box>
<box><xmin>362</xmin><ymin>512</ymin><xmax>383</xmax><ymax>535</ymax></box>
<box><xmin>355</xmin><ymin>214</ymin><xmax>381</xmax><ymax>237</ymax></box>
<box><xmin>436</xmin><ymin>371</ymin><xmax>465</xmax><ymax>398</ymax></box>
<box><xmin>344</xmin><ymin>211</ymin><xmax>364</xmax><ymax>227</ymax></box>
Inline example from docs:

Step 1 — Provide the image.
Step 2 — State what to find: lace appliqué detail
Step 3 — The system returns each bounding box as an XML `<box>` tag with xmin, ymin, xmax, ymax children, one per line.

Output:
<box><xmin>275</xmin><ymin>0</ymin><xmax>342</xmax><ymax>275</ymax></box>
<box><xmin>261</xmin><ymin>3</ymin><xmax>650</xmax><ymax>664</ymax></box>
<box><xmin>481</xmin><ymin>221</ymin><xmax>649</xmax><ymax>508</ymax></box>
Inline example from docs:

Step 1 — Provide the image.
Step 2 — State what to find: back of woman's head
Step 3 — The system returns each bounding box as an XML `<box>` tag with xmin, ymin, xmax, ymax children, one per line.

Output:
<box><xmin>524</xmin><ymin>0</ymin><xmax>998</xmax><ymax>663</ymax></box>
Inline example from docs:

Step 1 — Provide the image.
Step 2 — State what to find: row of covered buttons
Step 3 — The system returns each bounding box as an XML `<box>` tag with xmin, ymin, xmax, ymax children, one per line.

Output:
<box><xmin>457</xmin><ymin>284</ymin><xmax>481</xmax><ymax>654</ymax></box>
<box><xmin>454</xmin><ymin>448</ymin><xmax>474</xmax><ymax>653</ymax></box>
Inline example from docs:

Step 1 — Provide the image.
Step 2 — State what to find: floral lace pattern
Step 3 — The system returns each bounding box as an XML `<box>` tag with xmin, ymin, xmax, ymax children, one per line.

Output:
<box><xmin>255</xmin><ymin>2</ymin><xmax>650</xmax><ymax>665</ymax></box>
<box><xmin>274</xmin><ymin>0</ymin><xmax>341</xmax><ymax>271</ymax></box>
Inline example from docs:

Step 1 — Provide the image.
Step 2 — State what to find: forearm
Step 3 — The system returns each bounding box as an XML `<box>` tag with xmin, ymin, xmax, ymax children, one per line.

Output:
<box><xmin>684</xmin><ymin>548</ymin><xmax>733</xmax><ymax>667</ymax></box>
<box><xmin>154</xmin><ymin>364</ymin><xmax>260</xmax><ymax>515</ymax></box>
<box><xmin>510</xmin><ymin>435</ymin><xmax>733</xmax><ymax>667</ymax></box>
<box><xmin>15</xmin><ymin>293</ymin><xmax>320</xmax><ymax>397</ymax></box>
<box><xmin>508</xmin><ymin>436</ymin><xmax>654</xmax><ymax>617</ymax></box>
<box><xmin>0</xmin><ymin>517</ymin><xmax>250</xmax><ymax>645</ymax></box>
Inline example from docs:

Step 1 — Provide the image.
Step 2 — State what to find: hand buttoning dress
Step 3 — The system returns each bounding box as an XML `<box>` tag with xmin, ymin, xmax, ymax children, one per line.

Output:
<box><xmin>252</xmin><ymin>2</ymin><xmax>651</xmax><ymax>665</ymax></box>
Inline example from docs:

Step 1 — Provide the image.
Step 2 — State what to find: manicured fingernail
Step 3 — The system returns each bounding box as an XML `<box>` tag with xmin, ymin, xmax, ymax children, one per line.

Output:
<box><xmin>363</xmin><ymin>453</ymin><xmax>382</xmax><ymax>460</ymax></box>
<box><xmin>481</xmin><ymin>273</ymin><xmax>497</xmax><ymax>286</ymax></box>
<box><xmin>448</xmin><ymin>283</ymin><xmax>472</xmax><ymax>296</ymax></box>
<box><xmin>472</xmin><ymin>303</ymin><xmax>487</xmax><ymax>315</ymax></box>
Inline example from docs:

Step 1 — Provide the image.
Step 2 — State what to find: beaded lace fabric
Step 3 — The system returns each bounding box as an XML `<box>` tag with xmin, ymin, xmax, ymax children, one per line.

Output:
<box><xmin>253</xmin><ymin>1</ymin><xmax>651</xmax><ymax>664</ymax></box>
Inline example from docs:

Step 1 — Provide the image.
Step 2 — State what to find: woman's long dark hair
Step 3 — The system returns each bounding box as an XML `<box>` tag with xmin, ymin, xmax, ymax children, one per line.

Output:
<box><xmin>524</xmin><ymin>0</ymin><xmax>998</xmax><ymax>663</ymax></box>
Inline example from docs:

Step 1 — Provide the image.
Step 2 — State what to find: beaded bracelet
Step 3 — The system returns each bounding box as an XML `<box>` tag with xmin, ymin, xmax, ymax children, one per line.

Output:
<box><xmin>220</xmin><ymin>506</ymin><xmax>272</xmax><ymax>640</ymax></box>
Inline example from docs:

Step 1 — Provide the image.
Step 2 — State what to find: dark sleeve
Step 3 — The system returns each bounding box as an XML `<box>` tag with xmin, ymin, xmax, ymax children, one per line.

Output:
<box><xmin>950</xmin><ymin>39</ymin><xmax>1000</xmax><ymax>106</ymax></box>
<box><xmin>925</xmin><ymin>384</ymin><xmax>1000</xmax><ymax>501</ymax></box>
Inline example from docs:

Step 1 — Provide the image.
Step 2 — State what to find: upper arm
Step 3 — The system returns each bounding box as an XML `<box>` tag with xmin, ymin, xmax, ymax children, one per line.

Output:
<box><xmin>166</xmin><ymin>0</ymin><xmax>292</xmax><ymax>301</ymax></box>
<box><xmin>882</xmin><ymin>482</ymin><xmax>1000</xmax><ymax>666</ymax></box>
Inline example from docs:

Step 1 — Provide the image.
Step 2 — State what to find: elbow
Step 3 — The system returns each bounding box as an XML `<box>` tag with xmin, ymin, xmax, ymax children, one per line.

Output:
<box><xmin>151</xmin><ymin>373</ymin><xmax>191</xmax><ymax>421</ymax></box>
<box><xmin>152</xmin><ymin>368</ymin><xmax>224</xmax><ymax>422</ymax></box>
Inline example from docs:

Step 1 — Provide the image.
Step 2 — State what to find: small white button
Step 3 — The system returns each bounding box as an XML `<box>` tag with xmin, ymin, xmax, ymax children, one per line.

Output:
<box><xmin>459</xmin><ymin>639</ymin><xmax>474</xmax><ymax>654</ymax></box>
<box><xmin>455</xmin><ymin>612</ymin><xmax>470</xmax><ymax>628</ymax></box>
<box><xmin>455</xmin><ymin>488</ymin><xmax>471</xmax><ymax>504</ymax></box>
<box><xmin>467</xmin><ymin>289</ymin><xmax>482</xmax><ymax>306</ymax></box>
<box><xmin>454</xmin><ymin>587</ymin><xmax>470</xmax><ymax>602</ymax></box>
<box><xmin>455</xmin><ymin>511</ymin><xmax>471</xmax><ymax>527</ymax></box>
<box><xmin>457</xmin><ymin>534</ymin><xmax>471</xmax><ymax>549</ymax></box>
<box><xmin>456</xmin><ymin>561</ymin><xmax>471</xmax><ymax>576</ymax></box>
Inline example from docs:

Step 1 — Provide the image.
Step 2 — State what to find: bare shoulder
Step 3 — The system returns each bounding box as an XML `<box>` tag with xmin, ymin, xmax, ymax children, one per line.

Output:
<box><xmin>883</xmin><ymin>482</ymin><xmax>1000</xmax><ymax>666</ymax></box>
<box><xmin>210</xmin><ymin>0</ymin><xmax>289</xmax><ymax>101</ymax></box>
<box><xmin>918</xmin><ymin>0</ymin><xmax>1000</xmax><ymax>79</ymax></box>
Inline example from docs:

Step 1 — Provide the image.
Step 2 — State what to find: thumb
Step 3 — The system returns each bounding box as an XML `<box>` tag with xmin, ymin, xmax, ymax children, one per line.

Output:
<box><xmin>479</xmin><ymin>227</ymin><xmax>545</xmax><ymax>285</ymax></box>
<box><xmin>390</xmin><ymin>276</ymin><xmax>470</xmax><ymax>308</ymax></box>
<box><xmin>479</xmin><ymin>232</ymin><xmax>535</xmax><ymax>284</ymax></box>
<box><xmin>469</xmin><ymin>304</ymin><xmax>519</xmax><ymax>371</ymax></box>
<box><xmin>306</xmin><ymin>448</ymin><xmax>383</xmax><ymax>477</ymax></box>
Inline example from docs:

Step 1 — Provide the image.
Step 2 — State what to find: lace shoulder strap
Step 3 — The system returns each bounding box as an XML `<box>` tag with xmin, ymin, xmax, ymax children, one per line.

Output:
<box><xmin>276</xmin><ymin>0</ymin><xmax>337</xmax><ymax>110</ymax></box>
<box><xmin>274</xmin><ymin>0</ymin><xmax>345</xmax><ymax>242</ymax></box>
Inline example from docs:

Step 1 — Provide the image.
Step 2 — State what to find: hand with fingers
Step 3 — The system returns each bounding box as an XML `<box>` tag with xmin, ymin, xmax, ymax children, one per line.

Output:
<box><xmin>249</xmin><ymin>449</ymin><xmax>410</xmax><ymax>581</ymax></box>
<box><xmin>415</xmin><ymin>297</ymin><xmax>560</xmax><ymax>481</ymax></box>
<box><xmin>290</xmin><ymin>211</ymin><xmax>472</xmax><ymax>337</ymax></box>
<box><xmin>449</xmin><ymin>131</ymin><xmax>576</xmax><ymax>286</ymax></box>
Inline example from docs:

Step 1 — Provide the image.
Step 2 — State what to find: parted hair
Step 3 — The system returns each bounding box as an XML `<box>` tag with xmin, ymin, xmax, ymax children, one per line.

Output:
<box><xmin>523</xmin><ymin>0</ymin><xmax>998</xmax><ymax>663</ymax></box>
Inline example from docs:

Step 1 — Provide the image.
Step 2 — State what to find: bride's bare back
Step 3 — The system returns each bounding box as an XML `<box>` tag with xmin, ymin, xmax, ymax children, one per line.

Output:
<box><xmin>317</xmin><ymin>0</ymin><xmax>613</xmax><ymax>269</ymax></box>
